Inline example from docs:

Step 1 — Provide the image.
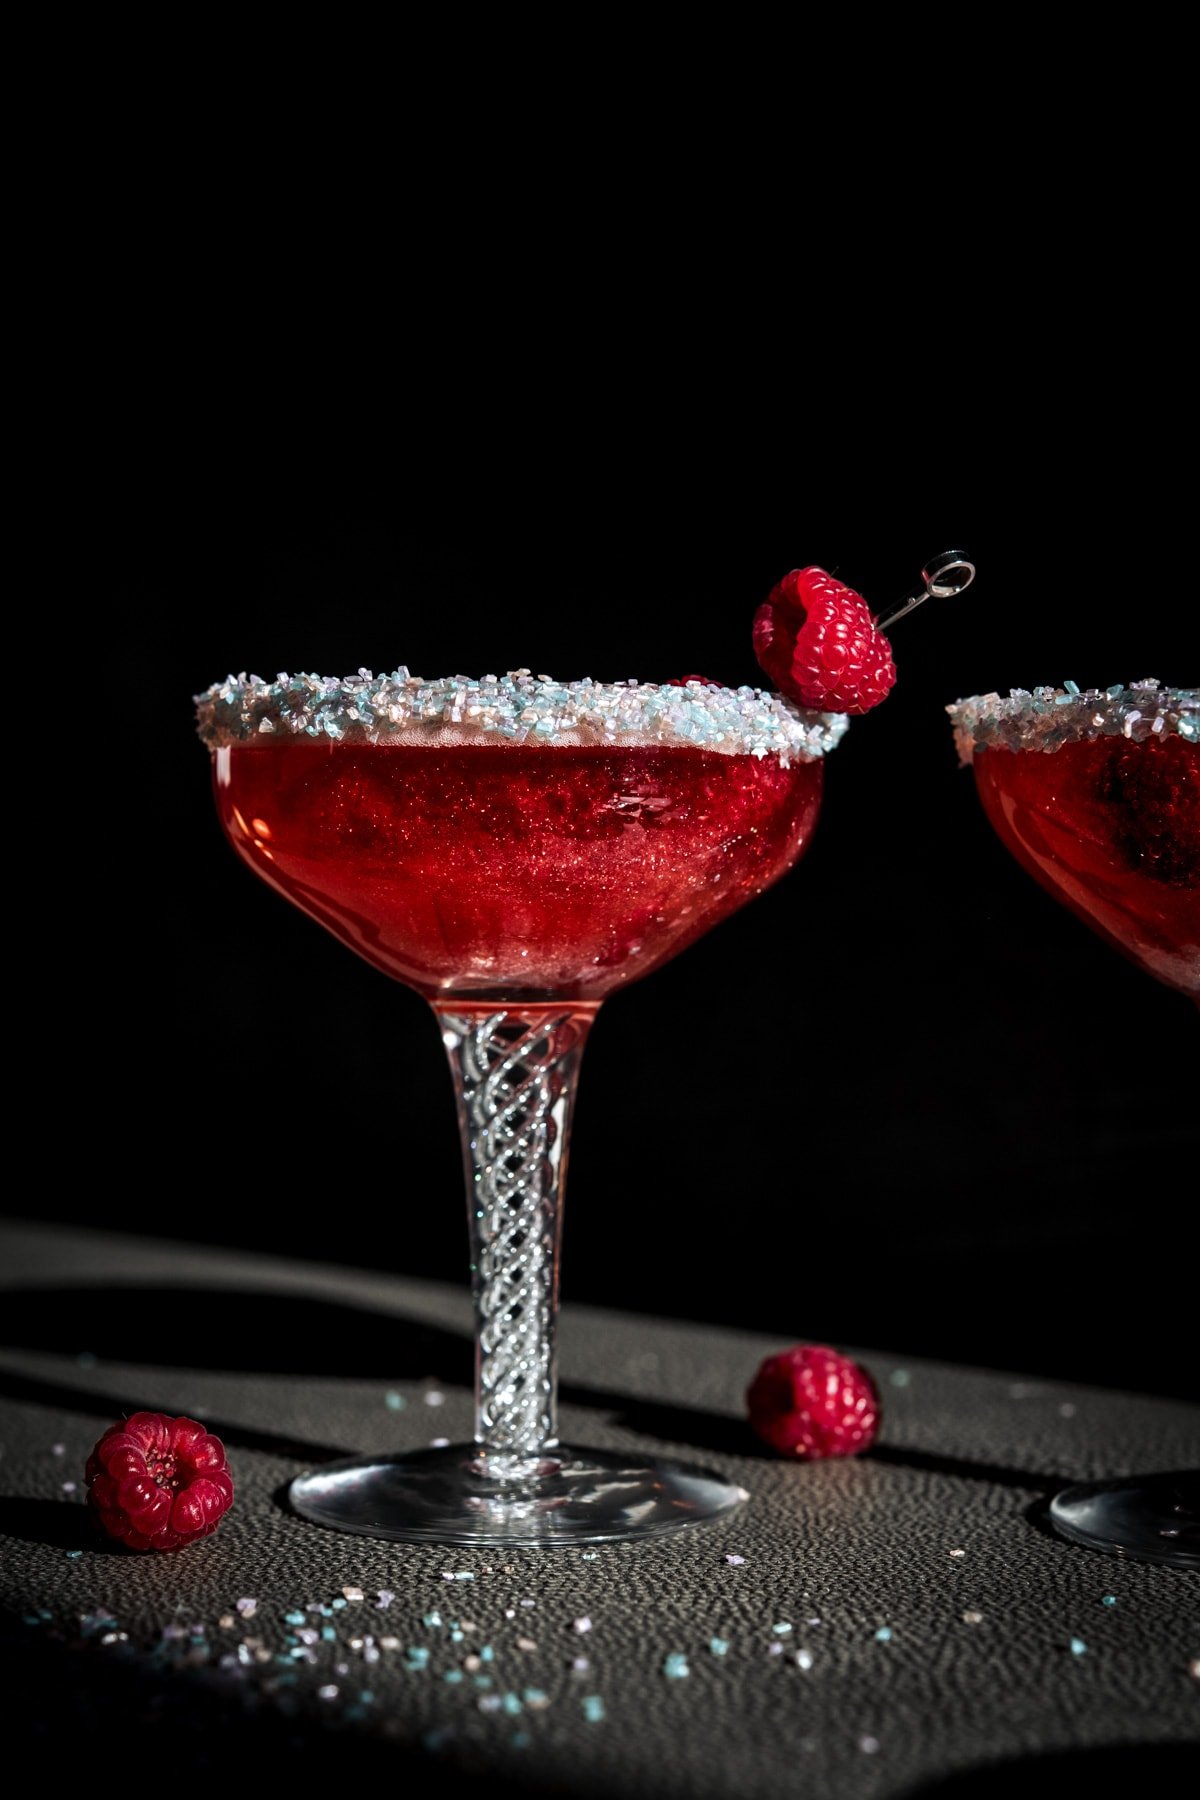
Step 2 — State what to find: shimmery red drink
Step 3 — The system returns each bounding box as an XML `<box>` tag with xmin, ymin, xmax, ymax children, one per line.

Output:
<box><xmin>196</xmin><ymin>668</ymin><xmax>848</xmax><ymax>1548</ymax></box>
<box><xmin>972</xmin><ymin>731</ymin><xmax>1200</xmax><ymax>999</ymax></box>
<box><xmin>213</xmin><ymin>738</ymin><xmax>823</xmax><ymax>1003</ymax></box>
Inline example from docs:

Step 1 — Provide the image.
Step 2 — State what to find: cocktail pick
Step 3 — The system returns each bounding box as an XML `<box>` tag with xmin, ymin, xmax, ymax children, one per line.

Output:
<box><xmin>873</xmin><ymin>550</ymin><xmax>976</xmax><ymax>632</ymax></box>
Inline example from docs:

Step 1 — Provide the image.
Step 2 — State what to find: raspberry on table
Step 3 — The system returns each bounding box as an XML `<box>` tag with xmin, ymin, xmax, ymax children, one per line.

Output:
<box><xmin>85</xmin><ymin>1411</ymin><xmax>234</xmax><ymax>1551</ymax></box>
<box><xmin>753</xmin><ymin>566</ymin><xmax>896</xmax><ymax>715</ymax></box>
<box><xmin>746</xmin><ymin>1343</ymin><xmax>880</xmax><ymax>1459</ymax></box>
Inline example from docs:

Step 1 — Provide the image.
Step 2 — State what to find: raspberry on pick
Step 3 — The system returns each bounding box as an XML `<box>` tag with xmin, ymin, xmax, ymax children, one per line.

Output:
<box><xmin>746</xmin><ymin>1343</ymin><xmax>880</xmax><ymax>1459</ymax></box>
<box><xmin>753</xmin><ymin>566</ymin><xmax>896</xmax><ymax>715</ymax></box>
<box><xmin>85</xmin><ymin>1410</ymin><xmax>234</xmax><ymax>1551</ymax></box>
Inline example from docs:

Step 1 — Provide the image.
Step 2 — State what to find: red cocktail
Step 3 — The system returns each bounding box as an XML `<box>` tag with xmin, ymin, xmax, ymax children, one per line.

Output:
<box><xmin>197</xmin><ymin>667</ymin><xmax>846</xmax><ymax>1545</ymax></box>
<box><xmin>970</xmin><ymin>728</ymin><xmax>1199</xmax><ymax>999</ymax></box>
<box><xmin>214</xmin><ymin>738</ymin><xmax>822</xmax><ymax>1002</ymax></box>
<box><xmin>948</xmin><ymin>679</ymin><xmax>1199</xmax><ymax>1567</ymax></box>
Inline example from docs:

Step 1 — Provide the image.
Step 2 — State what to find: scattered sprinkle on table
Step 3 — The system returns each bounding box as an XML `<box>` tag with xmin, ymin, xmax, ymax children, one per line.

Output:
<box><xmin>1101</xmin><ymin>1594</ymin><xmax>1117</xmax><ymax>1607</ymax></box>
<box><xmin>583</xmin><ymin>1695</ymin><xmax>606</xmax><ymax>1722</ymax></box>
<box><xmin>725</xmin><ymin>1554</ymin><xmax>746</xmax><ymax>1566</ymax></box>
<box><xmin>963</xmin><ymin>1611</ymin><xmax>984</xmax><ymax>1625</ymax></box>
<box><xmin>709</xmin><ymin>1638</ymin><xmax>729</xmax><ymax>1656</ymax></box>
<box><xmin>663</xmin><ymin>1653</ymin><xmax>690</xmax><ymax>1679</ymax></box>
<box><xmin>1070</xmin><ymin>1637</ymin><xmax>1087</xmax><ymax>1656</ymax></box>
<box><xmin>874</xmin><ymin>1627</ymin><xmax>893</xmax><ymax>1642</ymax></box>
<box><xmin>384</xmin><ymin>1391</ymin><xmax>406</xmax><ymax>1411</ymax></box>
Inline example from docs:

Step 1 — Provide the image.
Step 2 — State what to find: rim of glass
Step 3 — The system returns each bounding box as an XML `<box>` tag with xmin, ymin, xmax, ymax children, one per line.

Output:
<box><xmin>194</xmin><ymin>667</ymin><xmax>851</xmax><ymax>762</ymax></box>
<box><xmin>947</xmin><ymin>679</ymin><xmax>1199</xmax><ymax>762</ymax></box>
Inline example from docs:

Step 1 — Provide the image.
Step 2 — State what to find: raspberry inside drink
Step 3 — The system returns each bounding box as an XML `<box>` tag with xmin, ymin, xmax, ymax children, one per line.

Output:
<box><xmin>214</xmin><ymin>738</ymin><xmax>823</xmax><ymax>1001</ymax></box>
<box><xmin>972</xmin><ymin>733</ymin><xmax>1199</xmax><ymax>999</ymax></box>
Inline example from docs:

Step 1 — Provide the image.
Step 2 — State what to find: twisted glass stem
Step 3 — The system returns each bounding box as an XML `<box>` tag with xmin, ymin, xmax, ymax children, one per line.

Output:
<box><xmin>436</xmin><ymin>1004</ymin><xmax>594</xmax><ymax>1471</ymax></box>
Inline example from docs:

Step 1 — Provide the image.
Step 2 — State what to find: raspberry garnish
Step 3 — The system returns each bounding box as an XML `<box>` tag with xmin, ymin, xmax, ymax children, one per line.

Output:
<box><xmin>753</xmin><ymin>567</ymin><xmax>896</xmax><ymax>715</ymax></box>
<box><xmin>746</xmin><ymin>1343</ymin><xmax>880</xmax><ymax>1459</ymax></box>
<box><xmin>85</xmin><ymin>1411</ymin><xmax>234</xmax><ymax>1551</ymax></box>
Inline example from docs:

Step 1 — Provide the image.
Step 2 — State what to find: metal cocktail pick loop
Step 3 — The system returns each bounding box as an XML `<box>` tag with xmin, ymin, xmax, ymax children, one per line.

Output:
<box><xmin>873</xmin><ymin>549</ymin><xmax>976</xmax><ymax>632</ymax></box>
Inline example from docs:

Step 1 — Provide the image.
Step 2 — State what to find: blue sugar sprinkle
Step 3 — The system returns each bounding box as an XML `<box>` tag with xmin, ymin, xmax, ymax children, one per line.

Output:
<box><xmin>332</xmin><ymin>1597</ymin><xmax>348</xmax><ymax>1609</ymax></box>
<box><xmin>1101</xmin><ymin>1595</ymin><xmax>1117</xmax><ymax>1607</ymax></box>
<box><xmin>65</xmin><ymin>1550</ymin><xmax>83</xmax><ymax>1559</ymax></box>
<box><xmin>284</xmin><ymin>1611</ymin><xmax>306</xmax><ymax>1626</ymax></box>
<box><xmin>523</xmin><ymin>1688</ymin><xmax>548</xmax><ymax>1705</ymax></box>
<box><xmin>480</xmin><ymin>1645</ymin><xmax>494</xmax><ymax>1661</ymax></box>
<box><xmin>1070</xmin><ymin>1637</ymin><xmax>1088</xmax><ymax>1656</ymax></box>
<box><xmin>444</xmin><ymin>1670</ymin><xmax>464</xmax><ymax>1684</ymax></box>
<box><xmin>709</xmin><ymin>1638</ymin><xmax>730</xmax><ymax>1656</ymax></box>
<box><xmin>772</xmin><ymin>1622</ymin><xmax>793</xmax><ymax>1636</ymax></box>
<box><xmin>423</xmin><ymin>1610</ymin><xmax>443</xmax><ymax>1627</ymax></box>
<box><xmin>473</xmin><ymin>1675</ymin><xmax>493</xmax><ymax>1690</ymax></box>
<box><xmin>583</xmin><ymin>1695</ymin><xmax>606</xmax><ymax>1722</ymax></box>
<box><xmin>663</xmin><ymin>1652</ymin><xmax>690</xmax><ymax>1679</ymax></box>
<box><xmin>874</xmin><ymin>1627</ymin><xmax>893</xmax><ymax>1642</ymax></box>
<box><xmin>502</xmin><ymin>1693</ymin><xmax>523</xmax><ymax>1715</ymax></box>
<box><xmin>321</xmin><ymin>1626</ymin><xmax>336</xmax><ymax>1642</ymax></box>
<box><xmin>405</xmin><ymin>1647</ymin><xmax>431</xmax><ymax>1670</ymax></box>
<box><xmin>385</xmin><ymin>1391</ymin><xmax>406</xmax><ymax>1410</ymax></box>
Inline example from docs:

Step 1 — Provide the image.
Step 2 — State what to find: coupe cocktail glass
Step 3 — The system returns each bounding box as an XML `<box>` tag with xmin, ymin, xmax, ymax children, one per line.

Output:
<box><xmin>196</xmin><ymin>668</ymin><xmax>847</xmax><ymax>1544</ymax></box>
<box><xmin>948</xmin><ymin>679</ymin><xmax>1199</xmax><ymax>1567</ymax></box>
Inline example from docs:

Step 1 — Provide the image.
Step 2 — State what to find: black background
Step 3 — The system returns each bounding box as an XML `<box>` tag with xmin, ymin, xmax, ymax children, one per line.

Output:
<box><xmin>33</xmin><ymin>436</ymin><xmax>1199</xmax><ymax>1404</ymax></box>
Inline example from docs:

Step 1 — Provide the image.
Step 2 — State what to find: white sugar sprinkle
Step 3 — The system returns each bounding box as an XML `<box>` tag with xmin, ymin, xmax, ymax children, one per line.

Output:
<box><xmin>948</xmin><ymin>680</ymin><xmax>1198</xmax><ymax>763</ymax></box>
<box><xmin>195</xmin><ymin>669</ymin><xmax>850</xmax><ymax>765</ymax></box>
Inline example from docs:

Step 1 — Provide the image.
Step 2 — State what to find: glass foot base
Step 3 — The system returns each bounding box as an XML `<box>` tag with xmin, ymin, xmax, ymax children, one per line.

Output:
<box><xmin>1048</xmin><ymin>1469</ymin><xmax>1200</xmax><ymax>1567</ymax></box>
<box><xmin>288</xmin><ymin>1442</ymin><xmax>748</xmax><ymax>1546</ymax></box>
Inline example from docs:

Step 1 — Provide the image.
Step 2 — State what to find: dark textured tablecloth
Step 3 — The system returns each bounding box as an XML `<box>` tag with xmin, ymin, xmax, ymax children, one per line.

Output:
<box><xmin>1</xmin><ymin>1220</ymin><xmax>1197</xmax><ymax>1795</ymax></box>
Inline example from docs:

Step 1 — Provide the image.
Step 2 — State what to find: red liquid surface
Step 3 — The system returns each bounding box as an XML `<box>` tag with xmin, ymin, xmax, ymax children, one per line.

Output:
<box><xmin>974</xmin><ymin>734</ymin><xmax>1200</xmax><ymax>998</ymax></box>
<box><xmin>214</xmin><ymin>739</ymin><xmax>824</xmax><ymax>1001</ymax></box>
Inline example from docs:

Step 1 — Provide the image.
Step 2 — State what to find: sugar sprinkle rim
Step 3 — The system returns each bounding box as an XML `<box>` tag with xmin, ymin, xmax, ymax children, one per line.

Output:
<box><xmin>947</xmin><ymin>680</ymin><xmax>1198</xmax><ymax>764</ymax></box>
<box><xmin>194</xmin><ymin>669</ymin><xmax>851</xmax><ymax>764</ymax></box>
